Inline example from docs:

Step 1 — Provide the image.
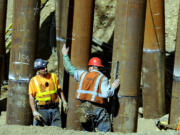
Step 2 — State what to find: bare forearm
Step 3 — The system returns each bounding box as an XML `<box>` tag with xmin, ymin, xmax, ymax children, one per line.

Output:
<box><xmin>60</xmin><ymin>91</ymin><xmax>67</xmax><ymax>103</ymax></box>
<box><xmin>29</xmin><ymin>95</ymin><xmax>36</xmax><ymax>112</ymax></box>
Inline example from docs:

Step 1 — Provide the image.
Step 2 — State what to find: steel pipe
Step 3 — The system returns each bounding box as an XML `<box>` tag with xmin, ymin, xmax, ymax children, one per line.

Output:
<box><xmin>111</xmin><ymin>0</ymin><xmax>146</xmax><ymax>132</ymax></box>
<box><xmin>0</xmin><ymin>0</ymin><xmax>7</xmax><ymax>97</ymax></box>
<box><xmin>55</xmin><ymin>0</ymin><xmax>69</xmax><ymax>88</ymax></box>
<box><xmin>170</xmin><ymin>4</ymin><xmax>180</xmax><ymax>125</ymax></box>
<box><xmin>55</xmin><ymin>0</ymin><xmax>70</xmax><ymax>128</ymax></box>
<box><xmin>66</xmin><ymin>0</ymin><xmax>95</xmax><ymax>130</ymax></box>
<box><xmin>6</xmin><ymin>0</ymin><xmax>40</xmax><ymax>125</ymax></box>
<box><xmin>142</xmin><ymin>0</ymin><xmax>166</xmax><ymax>118</ymax></box>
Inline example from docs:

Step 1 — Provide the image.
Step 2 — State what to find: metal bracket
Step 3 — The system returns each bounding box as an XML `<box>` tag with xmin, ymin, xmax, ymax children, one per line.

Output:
<box><xmin>114</xmin><ymin>61</ymin><xmax>119</xmax><ymax>80</ymax></box>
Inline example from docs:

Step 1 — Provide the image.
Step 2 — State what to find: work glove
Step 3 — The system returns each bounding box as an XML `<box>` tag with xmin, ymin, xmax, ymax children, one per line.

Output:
<box><xmin>112</xmin><ymin>79</ymin><xmax>120</xmax><ymax>89</ymax></box>
<box><xmin>33</xmin><ymin>111</ymin><xmax>42</xmax><ymax>121</ymax></box>
<box><xmin>62</xmin><ymin>101</ymin><xmax>68</xmax><ymax>114</ymax></box>
<box><xmin>62</xmin><ymin>44</ymin><xmax>69</xmax><ymax>56</ymax></box>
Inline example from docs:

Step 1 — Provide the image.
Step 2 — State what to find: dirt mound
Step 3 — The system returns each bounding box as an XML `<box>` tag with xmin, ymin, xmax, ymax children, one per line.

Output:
<box><xmin>0</xmin><ymin>111</ymin><xmax>179</xmax><ymax>135</ymax></box>
<box><xmin>0</xmin><ymin>125</ymin><xmax>179</xmax><ymax>135</ymax></box>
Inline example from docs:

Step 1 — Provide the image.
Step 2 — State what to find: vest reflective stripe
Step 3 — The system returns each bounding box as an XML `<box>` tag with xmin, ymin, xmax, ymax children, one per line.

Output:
<box><xmin>76</xmin><ymin>89</ymin><xmax>104</xmax><ymax>98</ymax></box>
<box><xmin>34</xmin><ymin>77</ymin><xmax>40</xmax><ymax>93</ymax></box>
<box><xmin>76</xmin><ymin>72</ymin><xmax>104</xmax><ymax>102</ymax></box>
<box><xmin>37</xmin><ymin>97</ymin><xmax>51</xmax><ymax>101</ymax></box>
<box><xmin>34</xmin><ymin>73</ymin><xmax>57</xmax><ymax>102</ymax></box>
<box><xmin>36</xmin><ymin>90</ymin><xmax>57</xmax><ymax>97</ymax></box>
<box><xmin>90</xmin><ymin>74</ymin><xmax>103</xmax><ymax>101</ymax></box>
<box><xmin>77</xmin><ymin>72</ymin><xmax>87</xmax><ymax>99</ymax></box>
<box><xmin>51</xmin><ymin>73</ymin><xmax>57</xmax><ymax>91</ymax></box>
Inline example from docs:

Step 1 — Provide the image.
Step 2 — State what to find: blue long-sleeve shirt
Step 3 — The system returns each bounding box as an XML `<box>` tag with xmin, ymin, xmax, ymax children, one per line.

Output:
<box><xmin>63</xmin><ymin>55</ymin><xmax>115</xmax><ymax>98</ymax></box>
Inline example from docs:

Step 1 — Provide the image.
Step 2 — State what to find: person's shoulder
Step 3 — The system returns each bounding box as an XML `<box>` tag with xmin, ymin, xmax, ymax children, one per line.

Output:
<box><xmin>76</xmin><ymin>69</ymin><xmax>87</xmax><ymax>75</ymax></box>
<box><xmin>93</xmin><ymin>70</ymin><xmax>105</xmax><ymax>77</ymax></box>
<box><xmin>78</xmin><ymin>69</ymin><xmax>87</xmax><ymax>72</ymax></box>
<box><xmin>29</xmin><ymin>75</ymin><xmax>37</xmax><ymax>83</ymax></box>
<box><xmin>97</xmin><ymin>71</ymin><xmax>107</xmax><ymax>81</ymax></box>
<box><xmin>74</xmin><ymin>69</ymin><xmax>87</xmax><ymax>81</ymax></box>
<box><xmin>31</xmin><ymin>74</ymin><xmax>38</xmax><ymax>79</ymax></box>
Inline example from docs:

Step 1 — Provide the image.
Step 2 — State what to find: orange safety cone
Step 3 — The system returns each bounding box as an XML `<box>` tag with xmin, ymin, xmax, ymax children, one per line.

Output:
<box><xmin>176</xmin><ymin>117</ymin><xmax>180</xmax><ymax>131</ymax></box>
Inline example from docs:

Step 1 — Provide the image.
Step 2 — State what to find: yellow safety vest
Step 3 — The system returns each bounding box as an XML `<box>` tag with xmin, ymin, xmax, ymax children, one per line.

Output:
<box><xmin>34</xmin><ymin>73</ymin><xmax>57</xmax><ymax>102</ymax></box>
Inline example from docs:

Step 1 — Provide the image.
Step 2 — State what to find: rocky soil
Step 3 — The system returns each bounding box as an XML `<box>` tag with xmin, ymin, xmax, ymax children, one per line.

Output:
<box><xmin>165</xmin><ymin>0</ymin><xmax>180</xmax><ymax>52</ymax></box>
<box><xmin>0</xmin><ymin>111</ymin><xmax>180</xmax><ymax>135</ymax></box>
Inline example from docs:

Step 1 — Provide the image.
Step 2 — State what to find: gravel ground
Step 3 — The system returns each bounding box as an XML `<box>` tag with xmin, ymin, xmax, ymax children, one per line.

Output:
<box><xmin>0</xmin><ymin>111</ymin><xmax>179</xmax><ymax>135</ymax></box>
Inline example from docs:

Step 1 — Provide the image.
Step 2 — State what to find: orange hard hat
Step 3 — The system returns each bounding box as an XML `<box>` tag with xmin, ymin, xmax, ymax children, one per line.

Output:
<box><xmin>88</xmin><ymin>57</ymin><xmax>104</xmax><ymax>67</ymax></box>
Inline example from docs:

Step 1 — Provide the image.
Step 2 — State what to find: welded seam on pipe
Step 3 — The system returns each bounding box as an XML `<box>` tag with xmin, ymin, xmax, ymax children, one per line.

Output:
<box><xmin>13</xmin><ymin>61</ymin><xmax>30</xmax><ymax>65</ymax></box>
<box><xmin>8</xmin><ymin>79</ymin><xmax>30</xmax><ymax>82</ymax></box>
<box><xmin>9</xmin><ymin>75</ymin><xmax>30</xmax><ymax>82</ymax></box>
<box><xmin>143</xmin><ymin>49</ymin><xmax>161</xmax><ymax>53</ymax></box>
<box><xmin>118</xmin><ymin>95</ymin><xmax>138</xmax><ymax>99</ymax></box>
<box><xmin>173</xmin><ymin>68</ymin><xmax>180</xmax><ymax>81</ymax></box>
<box><xmin>173</xmin><ymin>76</ymin><xmax>180</xmax><ymax>82</ymax></box>
<box><xmin>56</xmin><ymin>36</ymin><xmax>66</xmax><ymax>43</ymax></box>
<box><xmin>8</xmin><ymin>79</ymin><xmax>30</xmax><ymax>83</ymax></box>
<box><xmin>56</xmin><ymin>36</ymin><xmax>75</xmax><ymax>43</ymax></box>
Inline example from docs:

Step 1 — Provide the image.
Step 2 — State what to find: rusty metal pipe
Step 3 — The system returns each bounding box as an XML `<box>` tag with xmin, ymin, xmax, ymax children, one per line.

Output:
<box><xmin>55</xmin><ymin>0</ymin><xmax>70</xmax><ymax>128</ymax></box>
<box><xmin>55</xmin><ymin>0</ymin><xmax>69</xmax><ymax>88</ymax></box>
<box><xmin>170</xmin><ymin>4</ymin><xmax>180</xmax><ymax>125</ymax></box>
<box><xmin>142</xmin><ymin>0</ymin><xmax>166</xmax><ymax>118</ymax></box>
<box><xmin>111</xmin><ymin>0</ymin><xmax>146</xmax><ymax>132</ymax></box>
<box><xmin>6</xmin><ymin>0</ymin><xmax>40</xmax><ymax>125</ymax></box>
<box><xmin>66</xmin><ymin>0</ymin><xmax>95</xmax><ymax>130</ymax></box>
<box><xmin>0</xmin><ymin>0</ymin><xmax>7</xmax><ymax>97</ymax></box>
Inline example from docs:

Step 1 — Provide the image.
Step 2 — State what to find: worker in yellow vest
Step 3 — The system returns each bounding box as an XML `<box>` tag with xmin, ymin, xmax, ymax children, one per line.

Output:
<box><xmin>61</xmin><ymin>44</ymin><xmax>120</xmax><ymax>132</ymax></box>
<box><xmin>29</xmin><ymin>58</ymin><xmax>67</xmax><ymax>127</ymax></box>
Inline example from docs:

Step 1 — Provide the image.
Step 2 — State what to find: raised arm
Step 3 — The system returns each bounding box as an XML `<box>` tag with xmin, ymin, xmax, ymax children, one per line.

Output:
<box><xmin>61</xmin><ymin>44</ymin><xmax>77</xmax><ymax>76</ymax></box>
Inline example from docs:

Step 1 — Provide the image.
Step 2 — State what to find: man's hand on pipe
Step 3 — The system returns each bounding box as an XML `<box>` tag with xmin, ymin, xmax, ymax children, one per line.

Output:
<box><xmin>112</xmin><ymin>79</ymin><xmax>120</xmax><ymax>89</ymax></box>
<box><xmin>62</xmin><ymin>44</ymin><xmax>69</xmax><ymax>56</ymax></box>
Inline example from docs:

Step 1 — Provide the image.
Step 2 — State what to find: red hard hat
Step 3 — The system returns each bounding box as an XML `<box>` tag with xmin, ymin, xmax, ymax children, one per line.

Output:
<box><xmin>88</xmin><ymin>57</ymin><xmax>104</xmax><ymax>67</ymax></box>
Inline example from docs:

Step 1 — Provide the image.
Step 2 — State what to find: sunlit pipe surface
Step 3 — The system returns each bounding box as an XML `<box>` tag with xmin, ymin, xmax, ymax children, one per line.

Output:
<box><xmin>142</xmin><ymin>0</ymin><xmax>166</xmax><ymax>118</ymax></box>
<box><xmin>170</xmin><ymin>5</ymin><xmax>180</xmax><ymax>125</ymax></box>
<box><xmin>55</xmin><ymin>0</ymin><xmax>69</xmax><ymax>88</ymax></box>
<box><xmin>111</xmin><ymin>0</ymin><xmax>146</xmax><ymax>132</ymax></box>
<box><xmin>6</xmin><ymin>0</ymin><xmax>40</xmax><ymax>125</ymax></box>
<box><xmin>66</xmin><ymin>0</ymin><xmax>95</xmax><ymax>130</ymax></box>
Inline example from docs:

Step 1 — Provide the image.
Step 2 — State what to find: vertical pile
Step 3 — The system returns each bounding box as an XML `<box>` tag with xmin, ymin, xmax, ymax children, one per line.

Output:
<box><xmin>111</xmin><ymin>0</ymin><xmax>146</xmax><ymax>133</ymax></box>
<box><xmin>6</xmin><ymin>0</ymin><xmax>40</xmax><ymax>125</ymax></box>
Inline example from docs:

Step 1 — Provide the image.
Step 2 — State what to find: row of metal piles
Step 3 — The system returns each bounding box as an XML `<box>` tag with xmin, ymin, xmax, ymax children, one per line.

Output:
<box><xmin>0</xmin><ymin>0</ymin><xmax>180</xmax><ymax>133</ymax></box>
